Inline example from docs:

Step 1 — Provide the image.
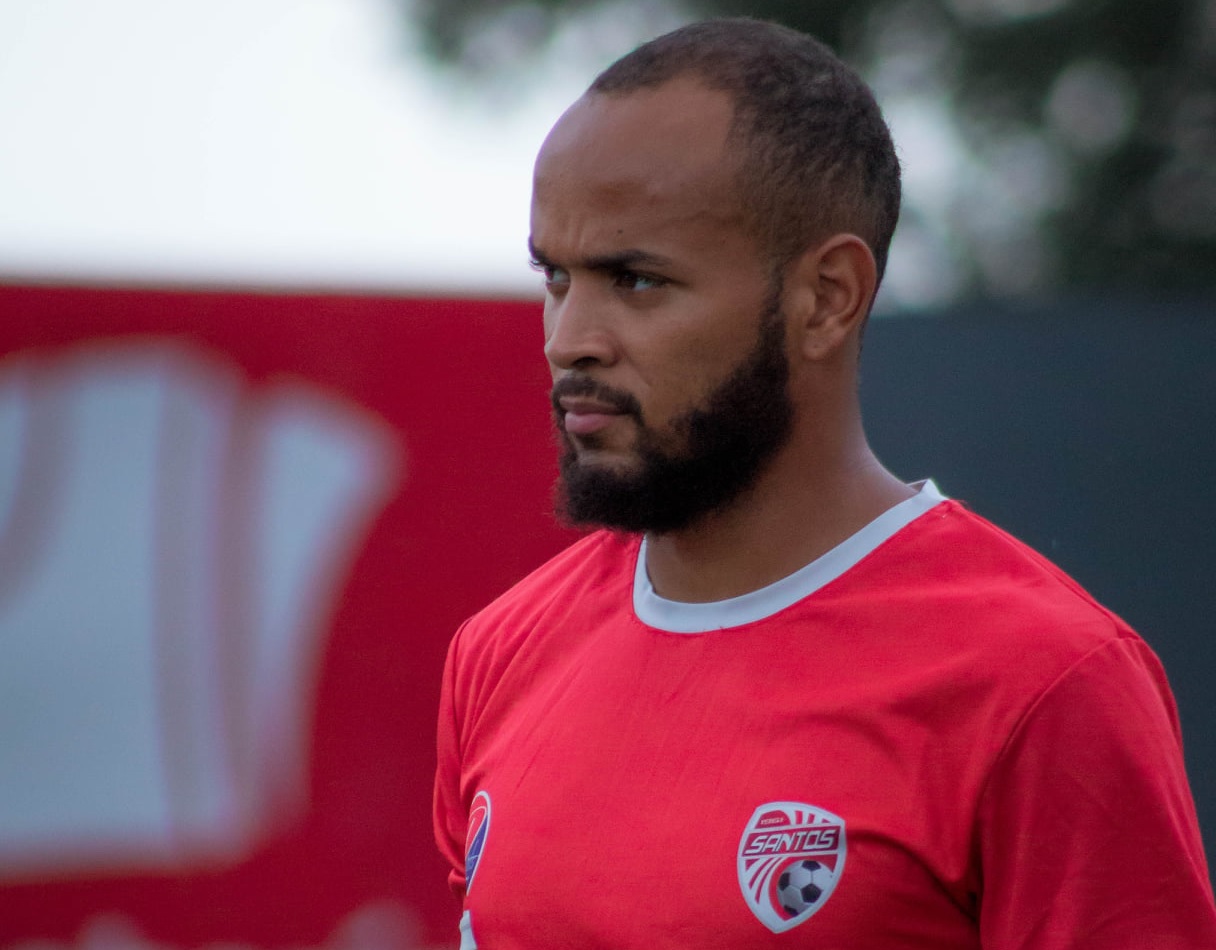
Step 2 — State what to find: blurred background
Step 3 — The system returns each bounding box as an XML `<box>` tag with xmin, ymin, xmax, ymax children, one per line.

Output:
<box><xmin>1</xmin><ymin>1</ymin><xmax>1213</xmax><ymax>947</ymax></box>
<box><xmin>3</xmin><ymin>0</ymin><xmax>1215</xmax><ymax>304</ymax></box>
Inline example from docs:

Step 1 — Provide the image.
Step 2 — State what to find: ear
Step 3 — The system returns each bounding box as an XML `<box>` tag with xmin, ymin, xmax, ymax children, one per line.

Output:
<box><xmin>784</xmin><ymin>234</ymin><xmax>877</xmax><ymax>362</ymax></box>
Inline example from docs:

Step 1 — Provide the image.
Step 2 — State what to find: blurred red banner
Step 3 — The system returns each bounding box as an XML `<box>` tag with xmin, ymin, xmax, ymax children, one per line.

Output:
<box><xmin>0</xmin><ymin>282</ymin><xmax>576</xmax><ymax>949</ymax></box>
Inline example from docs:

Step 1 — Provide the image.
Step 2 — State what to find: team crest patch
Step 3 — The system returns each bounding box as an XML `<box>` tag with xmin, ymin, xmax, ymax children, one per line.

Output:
<box><xmin>465</xmin><ymin>790</ymin><xmax>491</xmax><ymax>891</ymax></box>
<box><xmin>737</xmin><ymin>801</ymin><xmax>846</xmax><ymax>933</ymax></box>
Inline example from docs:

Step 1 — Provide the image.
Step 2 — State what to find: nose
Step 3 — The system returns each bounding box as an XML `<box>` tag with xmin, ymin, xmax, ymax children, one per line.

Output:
<box><xmin>543</xmin><ymin>283</ymin><xmax>619</xmax><ymax>372</ymax></box>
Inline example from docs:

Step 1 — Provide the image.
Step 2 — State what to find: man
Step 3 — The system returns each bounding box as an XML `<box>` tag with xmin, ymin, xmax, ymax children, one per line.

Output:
<box><xmin>434</xmin><ymin>18</ymin><xmax>1216</xmax><ymax>948</ymax></box>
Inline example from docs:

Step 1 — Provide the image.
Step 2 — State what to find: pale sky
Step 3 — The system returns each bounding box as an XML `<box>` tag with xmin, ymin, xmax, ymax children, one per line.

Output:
<box><xmin>0</xmin><ymin>0</ymin><xmax>597</xmax><ymax>295</ymax></box>
<box><xmin>0</xmin><ymin>0</ymin><xmax>969</xmax><ymax>306</ymax></box>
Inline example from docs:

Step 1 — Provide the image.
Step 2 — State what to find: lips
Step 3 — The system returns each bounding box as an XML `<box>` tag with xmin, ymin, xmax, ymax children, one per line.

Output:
<box><xmin>551</xmin><ymin>377</ymin><xmax>641</xmax><ymax>438</ymax></box>
<box><xmin>558</xmin><ymin>397</ymin><xmax>624</xmax><ymax>436</ymax></box>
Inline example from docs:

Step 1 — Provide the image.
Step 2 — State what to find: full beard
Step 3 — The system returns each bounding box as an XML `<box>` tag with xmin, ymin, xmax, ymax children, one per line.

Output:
<box><xmin>552</xmin><ymin>296</ymin><xmax>793</xmax><ymax>535</ymax></box>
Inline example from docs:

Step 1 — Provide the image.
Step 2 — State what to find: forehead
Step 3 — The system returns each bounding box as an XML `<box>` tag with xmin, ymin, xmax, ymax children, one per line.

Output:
<box><xmin>531</xmin><ymin>78</ymin><xmax>748</xmax><ymax>252</ymax></box>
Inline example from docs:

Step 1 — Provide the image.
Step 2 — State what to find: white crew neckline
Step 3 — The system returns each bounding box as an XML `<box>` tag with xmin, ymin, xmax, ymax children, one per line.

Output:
<box><xmin>633</xmin><ymin>480</ymin><xmax>946</xmax><ymax>633</ymax></box>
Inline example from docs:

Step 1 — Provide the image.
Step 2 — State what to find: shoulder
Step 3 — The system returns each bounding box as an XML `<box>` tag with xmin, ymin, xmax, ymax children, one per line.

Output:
<box><xmin>889</xmin><ymin>499</ymin><xmax>1136</xmax><ymax>642</ymax></box>
<box><xmin>475</xmin><ymin>528</ymin><xmax>636</xmax><ymax>620</ymax></box>
<box><xmin>836</xmin><ymin>498</ymin><xmax>1155</xmax><ymax>705</ymax></box>
<box><xmin>450</xmin><ymin>529</ymin><xmax>638</xmax><ymax>660</ymax></box>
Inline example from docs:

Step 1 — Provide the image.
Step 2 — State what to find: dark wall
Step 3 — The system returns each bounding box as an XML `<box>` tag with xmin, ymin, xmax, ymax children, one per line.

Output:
<box><xmin>861</xmin><ymin>297</ymin><xmax>1216</xmax><ymax>877</ymax></box>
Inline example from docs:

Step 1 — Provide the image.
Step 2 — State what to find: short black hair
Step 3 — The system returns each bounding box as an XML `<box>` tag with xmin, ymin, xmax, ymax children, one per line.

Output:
<box><xmin>590</xmin><ymin>18</ymin><xmax>901</xmax><ymax>284</ymax></box>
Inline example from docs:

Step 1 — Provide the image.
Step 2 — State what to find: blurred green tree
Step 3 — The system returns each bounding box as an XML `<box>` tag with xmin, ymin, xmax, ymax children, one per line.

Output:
<box><xmin>404</xmin><ymin>0</ymin><xmax>1215</xmax><ymax>305</ymax></box>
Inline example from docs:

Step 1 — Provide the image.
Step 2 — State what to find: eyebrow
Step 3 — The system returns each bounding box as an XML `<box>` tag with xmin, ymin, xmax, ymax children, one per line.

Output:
<box><xmin>528</xmin><ymin>238</ymin><xmax>673</xmax><ymax>273</ymax></box>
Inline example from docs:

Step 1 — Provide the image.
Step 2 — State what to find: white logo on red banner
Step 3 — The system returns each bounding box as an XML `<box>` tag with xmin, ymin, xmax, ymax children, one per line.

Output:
<box><xmin>0</xmin><ymin>342</ymin><xmax>400</xmax><ymax>877</ymax></box>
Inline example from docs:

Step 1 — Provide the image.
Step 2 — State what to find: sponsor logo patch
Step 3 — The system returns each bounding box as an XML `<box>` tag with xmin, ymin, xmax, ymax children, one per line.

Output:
<box><xmin>737</xmin><ymin>801</ymin><xmax>846</xmax><ymax>933</ymax></box>
<box><xmin>464</xmin><ymin>791</ymin><xmax>491</xmax><ymax>891</ymax></box>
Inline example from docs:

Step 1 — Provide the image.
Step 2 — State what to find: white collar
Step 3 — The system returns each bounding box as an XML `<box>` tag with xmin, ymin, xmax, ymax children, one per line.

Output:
<box><xmin>633</xmin><ymin>480</ymin><xmax>946</xmax><ymax>633</ymax></box>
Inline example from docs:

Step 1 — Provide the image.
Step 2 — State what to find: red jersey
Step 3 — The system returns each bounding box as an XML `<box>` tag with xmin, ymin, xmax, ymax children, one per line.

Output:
<box><xmin>434</xmin><ymin>484</ymin><xmax>1216</xmax><ymax>948</ymax></box>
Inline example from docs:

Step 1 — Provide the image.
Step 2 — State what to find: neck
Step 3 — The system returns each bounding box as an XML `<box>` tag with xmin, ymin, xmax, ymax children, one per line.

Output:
<box><xmin>642</xmin><ymin>426</ymin><xmax>912</xmax><ymax>604</ymax></box>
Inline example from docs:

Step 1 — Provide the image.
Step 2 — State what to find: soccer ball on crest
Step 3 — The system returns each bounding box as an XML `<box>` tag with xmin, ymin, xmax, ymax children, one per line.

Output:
<box><xmin>777</xmin><ymin>859</ymin><xmax>833</xmax><ymax>917</ymax></box>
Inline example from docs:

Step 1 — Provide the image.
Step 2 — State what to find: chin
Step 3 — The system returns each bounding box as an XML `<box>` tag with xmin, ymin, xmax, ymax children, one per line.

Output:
<box><xmin>564</xmin><ymin>431</ymin><xmax>638</xmax><ymax>466</ymax></box>
<box><xmin>569</xmin><ymin>448</ymin><xmax>642</xmax><ymax>477</ymax></box>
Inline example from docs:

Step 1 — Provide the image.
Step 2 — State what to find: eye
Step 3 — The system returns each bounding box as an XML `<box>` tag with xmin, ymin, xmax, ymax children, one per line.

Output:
<box><xmin>613</xmin><ymin>270</ymin><xmax>666</xmax><ymax>292</ymax></box>
<box><xmin>529</xmin><ymin>258</ymin><xmax>569</xmax><ymax>291</ymax></box>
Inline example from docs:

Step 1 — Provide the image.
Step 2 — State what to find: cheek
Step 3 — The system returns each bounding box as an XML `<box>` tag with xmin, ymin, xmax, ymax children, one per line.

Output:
<box><xmin>541</xmin><ymin>306</ymin><xmax>562</xmax><ymax>378</ymax></box>
<box><xmin>654</xmin><ymin>328</ymin><xmax>750</xmax><ymax>397</ymax></box>
<box><xmin>636</xmin><ymin>354</ymin><xmax>719</xmax><ymax>431</ymax></box>
<box><xmin>541</xmin><ymin>302</ymin><xmax>555</xmax><ymax>345</ymax></box>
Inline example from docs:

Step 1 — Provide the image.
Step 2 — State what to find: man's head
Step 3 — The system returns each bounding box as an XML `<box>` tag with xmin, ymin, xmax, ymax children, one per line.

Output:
<box><xmin>531</xmin><ymin>19</ymin><xmax>900</xmax><ymax>534</ymax></box>
<box><xmin>589</xmin><ymin>18</ymin><xmax>901</xmax><ymax>282</ymax></box>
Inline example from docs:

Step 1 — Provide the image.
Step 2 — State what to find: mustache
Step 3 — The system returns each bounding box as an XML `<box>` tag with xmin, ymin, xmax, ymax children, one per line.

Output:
<box><xmin>550</xmin><ymin>375</ymin><xmax>642</xmax><ymax>418</ymax></box>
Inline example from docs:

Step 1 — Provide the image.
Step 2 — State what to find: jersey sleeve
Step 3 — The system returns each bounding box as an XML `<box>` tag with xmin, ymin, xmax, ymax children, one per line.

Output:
<box><xmin>976</xmin><ymin>635</ymin><xmax>1216</xmax><ymax>948</ymax></box>
<box><xmin>433</xmin><ymin>621</ymin><xmax>469</xmax><ymax>903</ymax></box>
